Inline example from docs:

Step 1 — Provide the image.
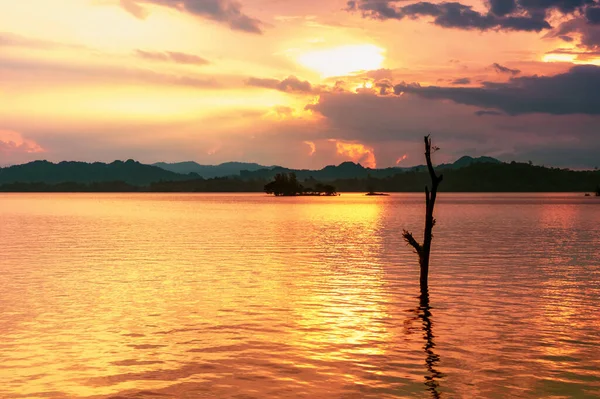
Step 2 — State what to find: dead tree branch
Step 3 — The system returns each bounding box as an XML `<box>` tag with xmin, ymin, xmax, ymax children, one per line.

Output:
<box><xmin>403</xmin><ymin>135</ymin><xmax>443</xmax><ymax>292</ymax></box>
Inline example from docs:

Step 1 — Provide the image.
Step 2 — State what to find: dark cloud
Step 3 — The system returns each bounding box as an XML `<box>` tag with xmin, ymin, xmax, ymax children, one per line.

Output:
<box><xmin>489</xmin><ymin>0</ymin><xmax>517</xmax><ymax>16</ymax></box>
<box><xmin>547</xmin><ymin>17</ymin><xmax>600</xmax><ymax>49</ymax></box>
<box><xmin>585</xmin><ymin>6</ymin><xmax>600</xmax><ymax>24</ymax></box>
<box><xmin>121</xmin><ymin>0</ymin><xmax>263</xmax><ymax>34</ymax></box>
<box><xmin>375</xmin><ymin>79</ymin><xmax>394</xmax><ymax>95</ymax></box>
<box><xmin>347</xmin><ymin>0</ymin><xmax>600</xmax><ymax>32</ymax></box>
<box><xmin>518</xmin><ymin>0</ymin><xmax>594</xmax><ymax>14</ymax></box>
<box><xmin>513</xmin><ymin>145</ymin><xmax>600</xmax><ymax>169</ymax></box>
<box><xmin>451</xmin><ymin>77</ymin><xmax>471</xmax><ymax>85</ymax></box>
<box><xmin>492</xmin><ymin>62</ymin><xmax>521</xmax><ymax>75</ymax></box>
<box><xmin>559</xmin><ymin>34</ymin><xmax>575</xmax><ymax>41</ymax></box>
<box><xmin>475</xmin><ymin>110</ymin><xmax>504</xmax><ymax>116</ymax></box>
<box><xmin>246</xmin><ymin>76</ymin><xmax>316</xmax><ymax>93</ymax></box>
<box><xmin>135</xmin><ymin>50</ymin><xmax>210</xmax><ymax>66</ymax></box>
<box><xmin>304</xmin><ymin>88</ymin><xmax>600</xmax><ymax>168</ymax></box>
<box><xmin>393</xmin><ymin>65</ymin><xmax>600</xmax><ymax>115</ymax></box>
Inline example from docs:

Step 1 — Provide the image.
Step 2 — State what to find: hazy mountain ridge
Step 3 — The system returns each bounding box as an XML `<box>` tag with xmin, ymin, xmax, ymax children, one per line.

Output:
<box><xmin>152</xmin><ymin>161</ymin><xmax>277</xmax><ymax>178</ymax></box>
<box><xmin>237</xmin><ymin>156</ymin><xmax>502</xmax><ymax>181</ymax></box>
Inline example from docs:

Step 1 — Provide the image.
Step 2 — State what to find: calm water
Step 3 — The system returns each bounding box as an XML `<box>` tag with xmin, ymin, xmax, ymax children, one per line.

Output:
<box><xmin>1</xmin><ymin>193</ymin><xmax>599</xmax><ymax>399</ymax></box>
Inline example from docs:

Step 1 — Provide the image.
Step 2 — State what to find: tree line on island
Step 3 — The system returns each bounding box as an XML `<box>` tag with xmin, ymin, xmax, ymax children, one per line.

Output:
<box><xmin>264</xmin><ymin>173</ymin><xmax>337</xmax><ymax>196</ymax></box>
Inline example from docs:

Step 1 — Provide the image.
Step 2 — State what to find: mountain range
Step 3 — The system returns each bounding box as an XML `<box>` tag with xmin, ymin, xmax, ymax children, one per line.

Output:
<box><xmin>236</xmin><ymin>156</ymin><xmax>502</xmax><ymax>181</ymax></box>
<box><xmin>0</xmin><ymin>156</ymin><xmax>502</xmax><ymax>185</ymax></box>
<box><xmin>1</xmin><ymin>157</ymin><xmax>598</xmax><ymax>193</ymax></box>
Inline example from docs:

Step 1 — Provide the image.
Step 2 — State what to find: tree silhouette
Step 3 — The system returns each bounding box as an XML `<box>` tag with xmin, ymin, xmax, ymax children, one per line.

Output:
<box><xmin>402</xmin><ymin>135</ymin><xmax>443</xmax><ymax>292</ymax></box>
<box><xmin>264</xmin><ymin>173</ymin><xmax>337</xmax><ymax>196</ymax></box>
<box><xmin>264</xmin><ymin>173</ymin><xmax>303</xmax><ymax>196</ymax></box>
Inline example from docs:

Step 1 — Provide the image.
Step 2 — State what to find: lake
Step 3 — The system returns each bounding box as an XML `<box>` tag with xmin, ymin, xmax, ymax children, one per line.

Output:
<box><xmin>1</xmin><ymin>193</ymin><xmax>599</xmax><ymax>399</ymax></box>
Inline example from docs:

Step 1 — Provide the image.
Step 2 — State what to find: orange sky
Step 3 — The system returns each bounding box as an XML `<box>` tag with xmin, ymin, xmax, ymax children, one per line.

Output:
<box><xmin>1</xmin><ymin>0</ymin><xmax>599</xmax><ymax>168</ymax></box>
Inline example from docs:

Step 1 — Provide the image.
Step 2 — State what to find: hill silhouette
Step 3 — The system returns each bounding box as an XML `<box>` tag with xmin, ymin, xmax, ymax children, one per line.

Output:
<box><xmin>0</xmin><ymin>160</ymin><xmax>196</xmax><ymax>186</ymax></box>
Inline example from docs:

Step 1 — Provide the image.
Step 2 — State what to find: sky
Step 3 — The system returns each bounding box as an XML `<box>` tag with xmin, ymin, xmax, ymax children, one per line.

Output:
<box><xmin>1</xmin><ymin>0</ymin><xmax>599</xmax><ymax>169</ymax></box>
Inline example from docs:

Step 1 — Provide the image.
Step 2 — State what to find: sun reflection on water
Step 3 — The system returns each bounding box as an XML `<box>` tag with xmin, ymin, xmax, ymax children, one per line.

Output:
<box><xmin>1</xmin><ymin>193</ymin><xmax>600</xmax><ymax>398</ymax></box>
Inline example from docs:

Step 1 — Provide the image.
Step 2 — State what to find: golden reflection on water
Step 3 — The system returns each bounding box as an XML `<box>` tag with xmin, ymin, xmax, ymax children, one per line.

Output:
<box><xmin>1</xmin><ymin>193</ymin><xmax>600</xmax><ymax>399</ymax></box>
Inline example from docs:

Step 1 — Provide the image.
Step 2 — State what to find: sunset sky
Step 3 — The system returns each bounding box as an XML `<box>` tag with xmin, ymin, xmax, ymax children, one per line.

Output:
<box><xmin>1</xmin><ymin>0</ymin><xmax>599</xmax><ymax>168</ymax></box>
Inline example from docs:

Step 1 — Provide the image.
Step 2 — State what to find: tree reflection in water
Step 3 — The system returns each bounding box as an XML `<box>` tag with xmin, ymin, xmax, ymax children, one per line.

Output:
<box><xmin>405</xmin><ymin>290</ymin><xmax>443</xmax><ymax>398</ymax></box>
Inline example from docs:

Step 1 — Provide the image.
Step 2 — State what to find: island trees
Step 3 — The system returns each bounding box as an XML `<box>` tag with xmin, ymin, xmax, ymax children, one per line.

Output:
<box><xmin>403</xmin><ymin>135</ymin><xmax>443</xmax><ymax>292</ymax></box>
<box><xmin>264</xmin><ymin>173</ymin><xmax>337</xmax><ymax>196</ymax></box>
<box><xmin>264</xmin><ymin>173</ymin><xmax>303</xmax><ymax>196</ymax></box>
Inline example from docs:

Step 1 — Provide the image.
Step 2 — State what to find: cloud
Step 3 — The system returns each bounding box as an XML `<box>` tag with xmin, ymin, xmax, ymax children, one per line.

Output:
<box><xmin>489</xmin><ymin>0</ymin><xmax>517</xmax><ymax>16</ymax></box>
<box><xmin>121</xmin><ymin>0</ymin><xmax>263</xmax><ymax>34</ymax></box>
<box><xmin>246</xmin><ymin>76</ymin><xmax>317</xmax><ymax>93</ymax></box>
<box><xmin>0</xmin><ymin>130</ymin><xmax>45</xmax><ymax>157</ymax></box>
<box><xmin>135</xmin><ymin>50</ymin><xmax>210</xmax><ymax>66</ymax></box>
<box><xmin>304</xmin><ymin>140</ymin><xmax>316</xmax><ymax>156</ymax></box>
<box><xmin>559</xmin><ymin>34</ymin><xmax>575</xmax><ymax>41</ymax></box>
<box><xmin>451</xmin><ymin>77</ymin><xmax>471</xmax><ymax>85</ymax></box>
<box><xmin>120</xmin><ymin>0</ymin><xmax>149</xmax><ymax>19</ymax></box>
<box><xmin>347</xmin><ymin>1</ymin><xmax>551</xmax><ymax>32</ymax></box>
<box><xmin>0</xmin><ymin>56</ymin><xmax>221</xmax><ymax>89</ymax></box>
<box><xmin>475</xmin><ymin>110</ymin><xmax>504</xmax><ymax>116</ymax></box>
<box><xmin>546</xmin><ymin>17</ymin><xmax>600</xmax><ymax>49</ymax></box>
<box><xmin>306</xmin><ymin>89</ymin><xmax>600</xmax><ymax>168</ymax></box>
<box><xmin>545</xmin><ymin>47</ymin><xmax>600</xmax><ymax>60</ymax></box>
<box><xmin>0</xmin><ymin>32</ymin><xmax>83</xmax><ymax>50</ymax></box>
<box><xmin>492</xmin><ymin>63</ymin><xmax>521</xmax><ymax>75</ymax></box>
<box><xmin>396</xmin><ymin>154</ymin><xmax>408</xmax><ymax>164</ymax></box>
<box><xmin>330</xmin><ymin>139</ymin><xmax>377</xmax><ymax>168</ymax></box>
<box><xmin>393</xmin><ymin>65</ymin><xmax>600</xmax><ymax>115</ymax></box>
<box><xmin>347</xmin><ymin>0</ymin><xmax>600</xmax><ymax>33</ymax></box>
<box><xmin>587</xmin><ymin>6</ymin><xmax>600</xmax><ymax>24</ymax></box>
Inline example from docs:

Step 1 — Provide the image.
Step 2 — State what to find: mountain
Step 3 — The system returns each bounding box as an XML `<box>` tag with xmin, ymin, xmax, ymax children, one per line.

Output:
<box><xmin>153</xmin><ymin>161</ymin><xmax>275</xmax><ymax>178</ymax></box>
<box><xmin>0</xmin><ymin>160</ymin><xmax>195</xmax><ymax>186</ymax></box>
<box><xmin>440</xmin><ymin>155</ymin><xmax>502</xmax><ymax>169</ymax></box>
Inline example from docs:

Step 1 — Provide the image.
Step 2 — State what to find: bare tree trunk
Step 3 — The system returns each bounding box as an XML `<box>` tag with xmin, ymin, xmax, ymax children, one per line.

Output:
<box><xmin>403</xmin><ymin>135</ymin><xmax>443</xmax><ymax>292</ymax></box>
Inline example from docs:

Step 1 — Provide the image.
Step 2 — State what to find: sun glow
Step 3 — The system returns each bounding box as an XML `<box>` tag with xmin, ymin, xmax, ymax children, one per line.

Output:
<box><xmin>543</xmin><ymin>52</ymin><xmax>600</xmax><ymax>66</ymax></box>
<box><xmin>542</xmin><ymin>53</ymin><xmax>577</xmax><ymax>63</ymax></box>
<box><xmin>297</xmin><ymin>45</ymin><xmax>385</xmax><ymax>78</ymax></box>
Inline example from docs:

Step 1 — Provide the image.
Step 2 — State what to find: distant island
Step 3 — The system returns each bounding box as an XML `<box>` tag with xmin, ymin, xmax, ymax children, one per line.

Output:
<box><xmin>0</xmin><ymin>158</ymin><xmax>599</xmax><ymax>193</ymax></box>
<box><xmin>264</xmin><ymin>173</ymin><xmax>337</xmax><ymax>196</ymax></box>
<box><xmin>366</xmin><ymin>191</ymin><xmax>389</xmax><ymax>196</ymax></box>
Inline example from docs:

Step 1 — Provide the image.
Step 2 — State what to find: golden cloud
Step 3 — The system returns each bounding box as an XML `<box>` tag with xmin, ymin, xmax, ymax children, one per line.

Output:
<box><xmin>303</xmin><ymin>140</ymin><xmax>316</xmax><ymax>156</ymax></box>
<box><xmin>330</xmin><ymin>139</ymin><xmax>376</xmax><ymax>168</ymax></box>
